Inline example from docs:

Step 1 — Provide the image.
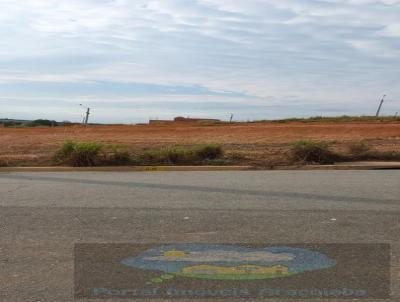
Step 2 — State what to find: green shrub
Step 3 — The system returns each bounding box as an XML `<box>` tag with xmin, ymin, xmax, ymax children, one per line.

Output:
<box><xmin>55</xmin><ymin>140</ymin><xmax>75</xmax><ymax>159</ymax></box>
<box><xmin>358</xmin><ymin>151</ymin><xmax>400</xmax><ymax>161</ymax></box>
<box><xmin>272</xmin><ymin>115</ymin><xmax>400</xmax><ymax>123</ymax></box>
<box><xmin>68</xmin><ymin>142</ymin><xmax>103</xmax><ymax>166</ymax></box>
<box><xmin>139</xmin><ymin>144</ymin><xmax>223</xmax><ymax>165</ymax></box>
<box><xmin>4</xmin><ymin>121</ymin><xmax>23</xmax><ymax>127</ymax></box>
<box><xmin>140</xmin><ymin>147</ymin><xmax>196</xmax><ymax>164</ymax></box>
<box><xmin>104</xmin><ymin>145</ymin><xmax>131</xmax><ymax>165</ymax></box>
<box><xmin>24</xmin><ymin>119</ymin><xmax>57</xmax><ymax>127</ymax></box>
<box><xmin>195</xmin><ymin>144</ymin><xmax>223</xmax><ymax>160</ymax></box>
<box><xmin>347</xmin><ymin>142</ymin><xmax>370</xmax><ymax>156</ymax></box>
<box><xmin>0</xmin><ymin>160</ymin><xmax>9</xmax><ymax>167</ymax></box>
<box><xmin>54</xmin><ymin>140</ymin><xmax>104</xmax><ymax>166</ymax></box>
<box><xmin>344</xmin><ymin>142</ymin><xmax>400</xmax><ymax>161</ymax></box>
<box><xmin>226</xmin><ymin>152</ymin><xmax>246</xmax><ymax>161</ymax></box>
<box><xmin>290</xmin><ymin>140</ymin><xmax>337</xmax><ymax>164</ymax></box>
<box><xmin>165</xmin><ymin>147</ymin><xmax>193</xmax><ymax>163</ymax></box>
<box><xmin>54</xmin><ymin>142</ymin><xmax>224</xmax><ymax>166</ymax></box>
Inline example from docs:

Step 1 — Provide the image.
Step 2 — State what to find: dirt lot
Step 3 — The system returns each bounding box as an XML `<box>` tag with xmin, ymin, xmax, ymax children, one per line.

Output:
<box><xmin>1</xmin><ymin>121</ymin><xmax>400</xmax><ymax>166</ymax></box>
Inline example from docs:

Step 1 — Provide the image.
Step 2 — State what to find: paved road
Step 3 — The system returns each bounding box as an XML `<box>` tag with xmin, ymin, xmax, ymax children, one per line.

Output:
<box><xmin>0</xmin><ymin>171</ymin><xmax>399</xmax><ymax>301</ymax></box>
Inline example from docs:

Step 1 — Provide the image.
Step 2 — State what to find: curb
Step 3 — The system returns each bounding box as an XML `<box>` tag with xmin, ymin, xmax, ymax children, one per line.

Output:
<box><xmin>0</xmin><ymin>162</ymin><xmax>399</xmax><ymax>173</ymax></box>
<box><xmin>273</xmin><ymin>162</ymin><xmax>400</xmax><ymax>170</ymax></box>
<box><xmin>0</xmin><ymin>165</ymin><xmax>254</xmax><ymax>173</ymax></box>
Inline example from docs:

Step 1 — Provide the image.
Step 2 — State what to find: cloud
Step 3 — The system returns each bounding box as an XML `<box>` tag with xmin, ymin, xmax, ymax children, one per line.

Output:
<box><xmin>0</xmin><ymin>0</ymin><xmax>399</xmax><ymax>122</ymax></box>
<box><xmin>380</xmin><ymin>23</ymin><xmax>400</xmax><ymax>37</ymax></box>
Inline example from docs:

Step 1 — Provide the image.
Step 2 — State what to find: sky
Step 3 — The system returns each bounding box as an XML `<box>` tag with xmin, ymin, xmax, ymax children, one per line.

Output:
<box><xmin>0</xmin><ymin>0</ymin><xmax>399</xmax><ymax>123</ymax></box>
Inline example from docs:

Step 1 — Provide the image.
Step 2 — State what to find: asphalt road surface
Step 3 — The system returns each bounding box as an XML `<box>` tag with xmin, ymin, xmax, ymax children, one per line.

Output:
<box><xmin>1</xmin><ymin>171</ymin><xmax>399</xmax><ymax>301</ymax></box>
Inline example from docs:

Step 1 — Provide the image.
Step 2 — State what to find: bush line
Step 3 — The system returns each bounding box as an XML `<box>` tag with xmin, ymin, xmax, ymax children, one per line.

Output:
<box><xmin>54</xmin><ymin>141</ymin><xmax>224</xmax><ymax>167</ymax></box>
<box><xmin>53</xmin><ymin>140</ymin><xmax>400</xmax><ymax>167</ymax></box>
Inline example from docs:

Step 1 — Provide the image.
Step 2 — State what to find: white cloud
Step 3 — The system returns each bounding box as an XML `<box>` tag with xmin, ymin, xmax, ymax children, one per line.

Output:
<box><xmin>348</xmin><ymin>39</ymin><xmax>400</xmax><ymax>58</ymax></box>
<box><xmin>0</xmin><ymin>0</ymin><xmax>399</xmax><ymax>121</ymax></box>
<box><xmin>380</xmin><ymin>23</ymin><xmax>400</xmax><ymax>37</ymax></box>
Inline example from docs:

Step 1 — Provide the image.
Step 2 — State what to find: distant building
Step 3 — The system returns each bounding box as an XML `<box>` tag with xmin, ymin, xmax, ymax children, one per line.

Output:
<box><xmin>149</xmin><ymin>116</ymin><xmax>221</xmax><ymax>124</ymax></box>
<box><xmin>148</xmin><ymin>119</ymin><xmax>173</xmax><ymax>125</ymax></box>
<box><xmin>174</xmin><ymin>116</ymin><xmax>220</xmax><ymax>123</ymax></box>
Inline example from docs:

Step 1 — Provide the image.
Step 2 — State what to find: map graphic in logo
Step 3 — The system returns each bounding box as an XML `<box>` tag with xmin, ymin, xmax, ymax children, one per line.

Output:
<box><xmin>121</xmin><ymin>244</ymin><xmax>336</xmax><ymax>282</ymax></box>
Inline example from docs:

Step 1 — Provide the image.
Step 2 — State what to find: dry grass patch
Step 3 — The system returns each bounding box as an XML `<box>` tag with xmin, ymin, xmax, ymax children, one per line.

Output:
<box><xmin>290</xmin><ymin>140</ymin><xmax>338</xmax><ymax>164</ymax></box>
<box><xmin>137</xmin><ymin>144</ymin><xmax>224</xmax><ymax>165</ymax></box>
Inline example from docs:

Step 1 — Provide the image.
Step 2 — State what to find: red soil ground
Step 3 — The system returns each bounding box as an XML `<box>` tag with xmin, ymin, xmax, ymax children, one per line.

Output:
<box><xmin>1</xmin><ymin>121</ymin><xmax>399</xmax><ymax>166</ymax></box>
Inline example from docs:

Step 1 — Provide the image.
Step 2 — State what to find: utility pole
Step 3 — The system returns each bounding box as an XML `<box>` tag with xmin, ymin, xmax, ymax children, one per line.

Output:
<box><xmin>375</xmin><ymin>94</ymin><xmax>386</xmax><ymax>117</ymax></box>
<box><xmin>79</xmin><ymin>104</ymin><xmax>91</xmax><ymax>125</ymax></box>
<box><xmin>84</xmin><ymin>107</ymin><xmax>90</xmax><ymax>125</ymax></box>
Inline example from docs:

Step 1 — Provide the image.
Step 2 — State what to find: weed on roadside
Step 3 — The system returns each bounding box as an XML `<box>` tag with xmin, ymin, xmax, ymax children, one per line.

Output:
<box><xmin>290</xmin><ymin>140</ymin><xmax>338</xmax><ymax>164</ymax></box>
